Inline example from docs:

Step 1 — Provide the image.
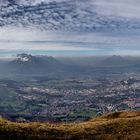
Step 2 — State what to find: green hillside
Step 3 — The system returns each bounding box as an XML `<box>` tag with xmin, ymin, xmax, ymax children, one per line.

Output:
<box><xmin>0</xmin><ymin>111</ymin><xmax>140</xmax><ymax>140</ymax></box>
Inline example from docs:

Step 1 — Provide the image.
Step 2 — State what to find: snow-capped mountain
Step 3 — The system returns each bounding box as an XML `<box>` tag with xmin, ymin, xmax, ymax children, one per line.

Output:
<box><xmin>0</xmin><ymin>0</ymin><xmax>140</xmax><ymax>31</ymax></box>
<box><xmin>9</xmin><ymin>53</ymin><xmax>62</xmax><ymax>74</ymax></box>
<box><xmin>12</xmin><ymin>53</ymin><xmax>58</xmax><ymax>65</ymax></box>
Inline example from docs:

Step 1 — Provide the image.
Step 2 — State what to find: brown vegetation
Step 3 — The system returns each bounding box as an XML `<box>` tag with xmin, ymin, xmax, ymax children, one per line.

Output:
<box><xmin>0</xmin><ymin>111</ymin><xmax>140</xmax><ymax>140</ymax></box>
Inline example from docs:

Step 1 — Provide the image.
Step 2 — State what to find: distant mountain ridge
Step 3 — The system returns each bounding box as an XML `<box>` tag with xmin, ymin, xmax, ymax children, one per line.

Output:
<box><xmin>9</xmin><ymin>54</ymin><xmax>61</xmax><ymax>74</ymax></box>
<box><xmin>1</xmin><ymin>54</ymin><xmax>140</xmax><ymax>76</ymax></box>
<box><xmin>12</xmin><ymin>53</ymin><xmax>57</xmax><ymax>64</ymax></box>
<box><xmin>99</xmin><ymin>55</ymin><xmax>130</xmax><ymax>67</ymax></box>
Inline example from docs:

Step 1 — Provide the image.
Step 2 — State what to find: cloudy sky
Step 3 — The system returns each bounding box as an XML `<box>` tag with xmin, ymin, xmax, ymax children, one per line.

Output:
<box><xmin>93</xmin><ymin>0</ymin><xmax>140</xmax><ymax>18</ymax></box>
<box><xmin>1</xmin><ymin>0</ymin><xmax>140</xmax><ymax>57</ymax></box>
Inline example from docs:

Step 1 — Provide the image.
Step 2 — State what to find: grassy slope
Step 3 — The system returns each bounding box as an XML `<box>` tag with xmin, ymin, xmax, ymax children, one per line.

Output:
<box><xmin>0</xmin><ymin>111</ymin><xmax>140</xmax><ymax>140</ymax></box>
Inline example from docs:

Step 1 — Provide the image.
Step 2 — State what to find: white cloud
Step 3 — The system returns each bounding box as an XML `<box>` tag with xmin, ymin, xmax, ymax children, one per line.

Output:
<box><xmin>91</xmin><ymin>0</ymin><xmax>140</xmax><ymax>18</ymax></box>
<box><xmin>1</xmin><ymin>0</ymin><xmax>140</xmax><ymax>56</ymax></box>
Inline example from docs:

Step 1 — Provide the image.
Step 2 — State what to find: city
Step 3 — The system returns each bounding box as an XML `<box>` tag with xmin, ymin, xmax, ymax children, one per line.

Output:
<box><xmin>0</xmin><ymin>72</ymin><xmax>139</xmax><ymax>122</ymax></box>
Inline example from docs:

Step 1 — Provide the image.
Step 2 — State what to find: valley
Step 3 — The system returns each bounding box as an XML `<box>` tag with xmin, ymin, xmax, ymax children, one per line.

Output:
<box><xmin>0</xmin><ymin>0</ymin><xmax>140</xmax><ymax>139</ymax></box>
<box><xmin>0</xmin><ymin>72</ymin><xmax>139</xmax><ymax>122</ymax></box>
<box><xmin>0</xmin><ymin>54</ymin><xmax>139</xmax><ymax>122</ymax></box>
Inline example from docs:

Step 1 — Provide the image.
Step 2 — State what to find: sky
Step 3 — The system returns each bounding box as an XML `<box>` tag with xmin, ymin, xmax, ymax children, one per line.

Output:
<box><xmin>1</xmin><ymin>0</ymin><xmax>140</xmax><ymax>57</ymax></box>
<box><xmin>92</xmin><ymin>0</ymin><xmax>140</xmax><ymax>18</ymax></box>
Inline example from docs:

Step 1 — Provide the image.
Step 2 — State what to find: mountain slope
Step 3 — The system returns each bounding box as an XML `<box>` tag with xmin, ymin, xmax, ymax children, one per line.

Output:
<box><xmin>0</xmin><ymin>111</ymin><xmax>139</xmax><ymax>140</ymax></box>
<box><xmin>97</xmin><ymin>55</ymin><xmax>131</xmax><ymax>67</ymax></box>
<box><xmin>8</xmin><ymin>54</ymin><xmax>62</xmax><ymax>74</ymax></box>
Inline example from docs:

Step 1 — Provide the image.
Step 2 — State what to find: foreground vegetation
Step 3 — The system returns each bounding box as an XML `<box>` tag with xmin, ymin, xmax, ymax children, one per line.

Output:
<box><xmin>0</xmin><ymin>111</ymin><xmax>140</xmax><ymax>140</ymax></box>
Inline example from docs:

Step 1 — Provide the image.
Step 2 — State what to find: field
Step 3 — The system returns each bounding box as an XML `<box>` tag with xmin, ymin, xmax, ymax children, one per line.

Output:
<box><xmin>0</xmin><ymin>111</ymin><xmax>139</xmax><ymax>140</ymax></box>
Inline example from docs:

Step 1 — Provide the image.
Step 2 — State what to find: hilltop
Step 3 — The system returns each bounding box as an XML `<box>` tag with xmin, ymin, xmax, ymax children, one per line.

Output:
<box><xmin>0</xmin><ymin>111</ymin><xmax>139</xmax><ymax>140</ymax></box>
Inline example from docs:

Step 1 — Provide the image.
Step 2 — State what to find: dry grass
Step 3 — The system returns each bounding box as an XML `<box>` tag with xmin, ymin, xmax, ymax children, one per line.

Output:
<box><xmin>0</xmin><ymin>111</ymin><xmax>140</xmax><ymax>140</ymax></box>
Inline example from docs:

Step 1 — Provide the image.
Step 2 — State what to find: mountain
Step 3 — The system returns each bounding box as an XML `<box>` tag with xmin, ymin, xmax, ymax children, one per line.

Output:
<box><xmin>8</xmin><ymin>54</ymin><xmax>62</xmax><ymax>74</ymax></box>
<box><xmin>13</xmin><ymin>54</ymin><xmax>43</xmax><ymax>64</ymax></box>
<box><xmin>0</xmin><ymin>111</ymin><xmax>139</xmax><ymax>140</ymax></box>
<box><xmin>1</xmin><ymin>0</ymin><xmax>140</xmax><ymax>31</ymax></box>
<box><xmin>97</xmin><ymin>55</ymin><xmax>132</xmax><ymax>67</ymax></box>
<box><xmin>1</xmin><ymin>55</ymin><xmax>140</xmax><ymax>77</ymax></box>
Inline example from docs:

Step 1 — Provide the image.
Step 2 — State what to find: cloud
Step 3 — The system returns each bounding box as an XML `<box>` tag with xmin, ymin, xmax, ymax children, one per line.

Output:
<box><xmin>0</xmin><ymin>0</ymin><xmax>66</xmax><ymax>5</ymax></box>
<box><xmin>1</xmin><ymin>0</ymin><xmax>140</xmax><ymax>56</ymax></box>
<box><xmin>91</xmin><ymin>0</ymin><xmax>140</xmax><ymax>18</ymax></box>
<box><xmin>1</xmin><ymin>27</ymin><xmax>140</xmax><ymax>54</ymax></box>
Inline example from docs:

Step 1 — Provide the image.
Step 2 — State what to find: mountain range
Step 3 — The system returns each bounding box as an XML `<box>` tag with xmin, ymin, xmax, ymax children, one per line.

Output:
<box><xmin>8</xmin><ymin>54</ymin><xmax>62</xmax><ymax>74</ymax></box>
<box><xmin>0</xmin><ymin>54</ymin><xmax>140</xmax><ymax>77</ymax></box>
